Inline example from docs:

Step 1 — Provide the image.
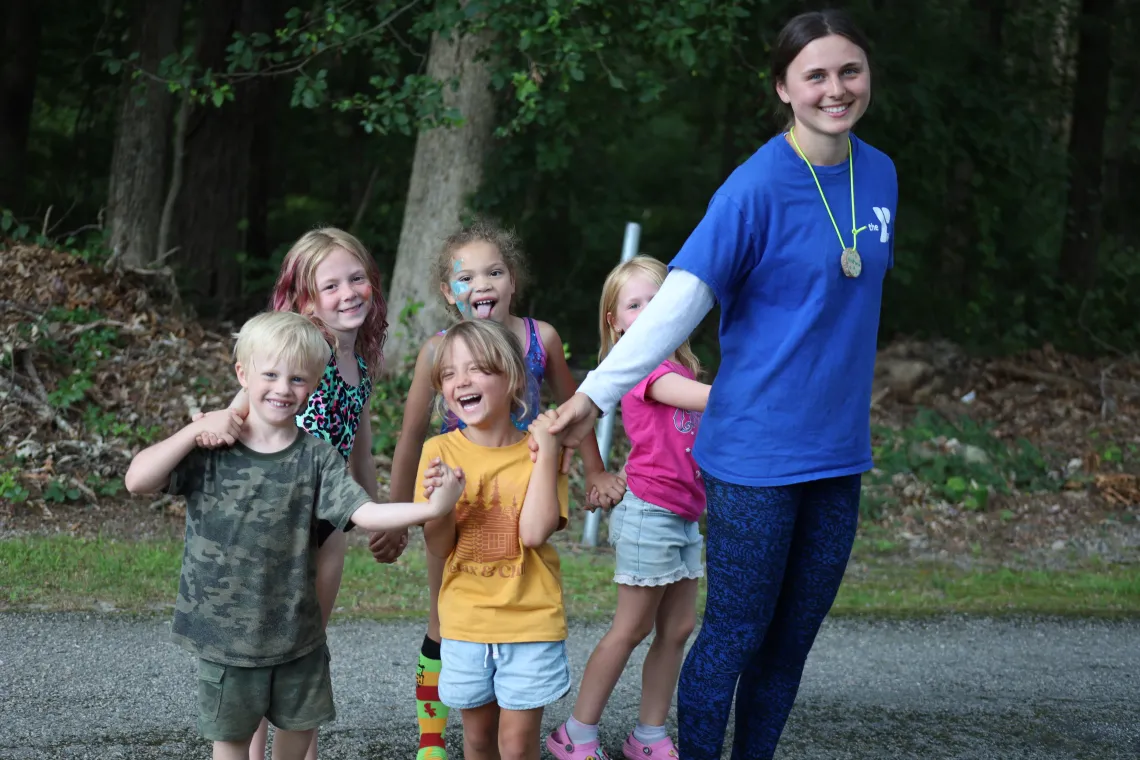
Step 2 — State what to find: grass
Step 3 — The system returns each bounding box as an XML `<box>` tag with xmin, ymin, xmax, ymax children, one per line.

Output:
<box><xmin>835</xmin><ymin>563</ymin><xmax>1140</xmax><ymax>617</ymax></box>
<box><xmin>1</xmin><ymin>535</ymin><xmax>1138</xmax><ymax>619</ymax></box>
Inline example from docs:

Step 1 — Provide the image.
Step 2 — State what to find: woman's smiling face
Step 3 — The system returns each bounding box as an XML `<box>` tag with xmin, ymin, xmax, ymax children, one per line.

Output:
<box><xmin>776</xmin><ymin>33</ymin><xmax>871</xmax><ymax>140</ymax></box>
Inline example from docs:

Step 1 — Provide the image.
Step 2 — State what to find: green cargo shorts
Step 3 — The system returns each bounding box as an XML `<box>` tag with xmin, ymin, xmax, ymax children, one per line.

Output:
<box><xmin>196</xmin><ymin>644</ymin><xmax>336</xmax><ymax>741</ymax></box>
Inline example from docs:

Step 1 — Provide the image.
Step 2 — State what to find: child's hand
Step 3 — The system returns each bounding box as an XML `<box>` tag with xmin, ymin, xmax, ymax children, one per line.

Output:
<box><xmin>585</xmin><ymin>487</ymin><xmax>615</xmax><ymax>512</ymax></box>
<box><xmin>190</xmin><ymin>405</ymin><xmax>246</xmax><ymax>449</ymax></box>
<box><xmin>195</xmin><ymin>429</ymin><xmax>232</xmax><ymax>449</ymax></box>
<box><xmin>421</xmin><ymin>457</ymin><xmax>444</xmax><ymax>499</ymax></box>
<box><xmin>586</xmin><ymin>470</ymin><xmax>626</xmax><ymax>510</ymax></box>
<box><xmin>524</xmin><ymin>410</ymin><xmax>574</xmax><ymax>473</ymax></box>
<box><xmin>528</xmin><ymin>410</ymin><xmax>564</xmax><ymax>453</ymax></box>
<box><xmin>427</xmin><ymin>462</ymin><xmax>465</xmax><ymax>517</ymax></box>
<box><xmin>191</xmin><ymin>409</ymin><xmax>243</xmax><ymax>448</ymax></box>
<box><xmin>368</xmin><ymin>529</ymin><xmax>409</xmax><ymax>564</ymax></box>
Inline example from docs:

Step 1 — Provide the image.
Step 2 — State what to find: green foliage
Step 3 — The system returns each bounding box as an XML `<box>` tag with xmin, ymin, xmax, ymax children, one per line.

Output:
<box><xmin>370</xmin><ymin>373</ymin><xmax>414</xmax><ymax>456</ymax></box>
<box><xmin>13</xmin><ymin>0</ymin><xmax>1140</xmax><ymax>359</ymax></box>
<box><xmin>870</xmin><ymin>409</ymin><xmax>1060</xmax><ymax>511</ymax></box>
<box><xmin>0</xmin><ymin>469</ymin><xmax>31</xmax><ymax>504</ymax></box>
<box><xmin>34</xmin><ymin>312</ymin><xmax>120</xmax><ymax>413</ymax></box>
<box><xmin>0</xmin><ymin>209</ymin><xmax>31</xmax><ymax>241</ymax></box>
<box><xmin>82</xmin><ymin>405</ymin><xmax>162</xmax><ymax>446</ymax></box>
<box><xmin>234</xmin><ymin>246</ymin><xmax>286</xmax><ymax>299</ymax></box>
<box><xmin>47</xmin><ymin>374</ymin><xmax>93</xmax><ymax>411</ymax></box>
<box><xmin>101</xmin><ymin>3</ymin><xmax>461</xmax><ymax>138</ymax></box>
<box><xmin>21</xmin><ymin>306</ymin><xmax>157</xmax><ymax>446</ymax></box>
<box><xmin>42</xmin><ymin>479</ymin><xmax>82</xmax><ymax>504</ymax></box>
<box><xmin>86</xmin><ymin>473</ymin><xmax>124</xmax><ymax>498</ymax></box>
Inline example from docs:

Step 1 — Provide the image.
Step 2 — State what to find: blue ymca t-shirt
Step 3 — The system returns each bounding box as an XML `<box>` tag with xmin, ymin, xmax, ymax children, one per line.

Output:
<box><xmin>670</xmin><ymin>132</ymin><xmax>898</xmax><ymax>487</ymax></box>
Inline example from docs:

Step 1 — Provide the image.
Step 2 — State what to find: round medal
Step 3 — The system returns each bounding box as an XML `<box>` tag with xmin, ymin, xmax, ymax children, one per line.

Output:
<box><xmin>788</xmin><ymin>128</ymin><xmax>868</xmax><ymax>282</ymax></box>
<box><xmin>841</xmin><ymin>247</ymin><xmax>862</xmax><ymax>278</ymax></box>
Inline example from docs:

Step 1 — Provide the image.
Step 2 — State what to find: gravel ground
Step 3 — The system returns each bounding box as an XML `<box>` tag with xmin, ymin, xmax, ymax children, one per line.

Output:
<box><xmin>0</xmin><ymin>614</ymin><xmax>1136</xmax><ymax>759</ymax></box>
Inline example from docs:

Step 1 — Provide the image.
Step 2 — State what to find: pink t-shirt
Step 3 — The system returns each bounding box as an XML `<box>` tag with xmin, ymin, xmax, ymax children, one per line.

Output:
<box><xmin>621</xmin><ymin>360</ymin><xmax>706</xmax><ymax>521</ymax></box>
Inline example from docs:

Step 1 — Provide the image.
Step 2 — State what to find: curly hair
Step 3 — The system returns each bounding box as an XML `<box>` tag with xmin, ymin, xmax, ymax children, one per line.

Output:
<box><xmin>431</xmin><ymin>217</ymin><xmax>529</xmax><ymax>316</ymax></box>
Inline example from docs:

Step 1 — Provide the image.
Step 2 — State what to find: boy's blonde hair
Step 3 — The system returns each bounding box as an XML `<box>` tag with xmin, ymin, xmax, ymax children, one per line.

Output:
<box><xmin>233</xmin><ymin>311</ymin><xmax>331</xmax><ymax>381</ymax></box>
<box><xmin>599</xmin><ymin>256</ymin><xmax>702</xmax><ymax>377</ymax></box>
<box><xmin>430</xmin><ymin>320</ymin><xmax>530</xmax><ymax>422</ymax></box>
<box><xmin>432</xmin><ymin>217</ymin><xmax>529</xmax><ymax>318</ymax></box>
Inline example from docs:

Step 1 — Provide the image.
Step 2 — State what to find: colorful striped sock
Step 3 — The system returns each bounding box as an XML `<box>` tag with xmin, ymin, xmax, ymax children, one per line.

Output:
<box><xmin>416</xmin><ymin>636</ymin><xmax>449</xmax><ymax>760</ymax></box>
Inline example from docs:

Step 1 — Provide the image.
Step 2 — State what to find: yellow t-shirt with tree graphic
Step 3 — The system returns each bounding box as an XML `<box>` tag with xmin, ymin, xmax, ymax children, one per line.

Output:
<box><xmin>417</xmin><ymin>430</ymin><xmax>569</xmax><ymax>643</ymax></box>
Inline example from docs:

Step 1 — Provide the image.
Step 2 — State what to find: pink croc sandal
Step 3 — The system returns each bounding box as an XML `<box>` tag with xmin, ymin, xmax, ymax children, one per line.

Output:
<box><xmin>546</xmin><ymin>722</ymin><xmax>614</xmax><ymax>760</ymax></box>
<box><xmin>621</xmin><ymin>731</ymin><xmax>679</xmax><ymax>759</ymax></box>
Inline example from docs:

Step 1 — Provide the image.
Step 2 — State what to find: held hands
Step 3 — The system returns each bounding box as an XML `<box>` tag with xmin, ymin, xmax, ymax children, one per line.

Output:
<box><xmin>367</xmin><ymin>528</ymin><xmax>409</xmax><ymax>564</ymax></box>
<box><xmin>421</xmin><ymin>459</ymin><xmax>466</xmax><ymax>518</ymax></box>
<box><xmin>585</xmin><ymin>470</ymin><xmax>626</xmax><ymax>512</ymax></box>
<box><xmin>527</xmin><ymin>401</ymin><xmax>622</xmax><ymax>510</ymax></box>
<box><xmin>190</xmin><ymin>405</ymin><xmax>248</xmax><ymax>449</ymax></box>
<box><xmin>527</xmin><ymin>409</ymin><xmax>565</xmax><ymax>453</ymax></box>
<box><xmin>190</xmin><ymin>409</ymin><xmax>244</xmax><ymax>448</ymax></box>
<box><xmin>547</xmin><ymin>393</ymin><xmax>600</xmax><ymax>447</ymax></box>
<box><xmin>527</xmin><ymin>393</ymin><xmax>600</xmax><ymax>466</ymax></box>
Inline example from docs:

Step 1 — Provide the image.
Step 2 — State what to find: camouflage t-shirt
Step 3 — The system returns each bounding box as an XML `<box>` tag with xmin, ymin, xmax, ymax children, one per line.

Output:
<box><xmin>167</xmin><ymin>432</ymin><xmax>371</xmax><ymax>667</ymax></box>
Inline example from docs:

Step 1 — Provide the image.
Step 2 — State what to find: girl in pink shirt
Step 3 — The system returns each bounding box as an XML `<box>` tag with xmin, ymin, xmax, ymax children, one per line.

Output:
<box><xmin>548</xmin><ymin>256</ymin><xmax>711</xmax><ymax>760</ymax></box>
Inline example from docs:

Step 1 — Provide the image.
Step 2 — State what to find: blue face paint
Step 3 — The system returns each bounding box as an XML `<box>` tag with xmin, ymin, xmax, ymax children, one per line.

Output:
<box><xmin>453</xmin><ymin>259</ymin><xmax>463</xmax><ymax>273</ymax></box>
<box><xmin>451</xmin><ymin>280</ymin><xmax>470</xmax><ymax>315</ymax></box>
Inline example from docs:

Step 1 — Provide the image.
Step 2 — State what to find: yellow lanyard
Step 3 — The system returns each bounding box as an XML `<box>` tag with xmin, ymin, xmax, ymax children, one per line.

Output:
<box><xmin>788</xmin><ymin>127</ymin><xmax>864</xmax><ymax>254</ymax></box>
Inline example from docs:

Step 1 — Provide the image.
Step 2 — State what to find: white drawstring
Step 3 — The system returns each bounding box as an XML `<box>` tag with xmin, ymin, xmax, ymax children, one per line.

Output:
<box><xmin>483</xmin><ymin>643</ymin><xmax>501</xmax><ymax>669</ymax></box>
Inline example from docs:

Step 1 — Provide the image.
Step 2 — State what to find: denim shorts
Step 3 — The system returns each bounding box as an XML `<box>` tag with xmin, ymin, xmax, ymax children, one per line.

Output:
<box><xmin>439</xmin><ymin>638</ymin><xmax>571</xmax><ymax>711</ymax></box>
<box><xmin>609</xmin><ymin>491</ymin><xmax>704</xmax><ymax>587</ymax></box>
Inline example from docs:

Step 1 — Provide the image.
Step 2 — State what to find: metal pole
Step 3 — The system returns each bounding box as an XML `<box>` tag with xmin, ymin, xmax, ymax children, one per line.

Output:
<box><xmin>581</xmin><ymin>222</ymin><xmax>641</xmax><ymax>546</ymax></box>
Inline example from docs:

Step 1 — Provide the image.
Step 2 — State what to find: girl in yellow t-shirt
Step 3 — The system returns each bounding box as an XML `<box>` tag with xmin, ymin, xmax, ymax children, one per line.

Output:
<box><xmin>417</xmin><ymin>319</ymin><xmax>571</xmax><ymax>760</ymax></box>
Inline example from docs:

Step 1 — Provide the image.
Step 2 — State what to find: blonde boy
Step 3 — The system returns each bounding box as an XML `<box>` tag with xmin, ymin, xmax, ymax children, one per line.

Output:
<box><xmin>125</xmin><ymin>311</ymin><xmax>464</xmax><ymax>760</ymax></box>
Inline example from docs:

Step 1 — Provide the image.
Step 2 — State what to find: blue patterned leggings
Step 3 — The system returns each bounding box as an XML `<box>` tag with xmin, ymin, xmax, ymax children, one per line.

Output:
<box><xmin>677</xmin><ymin>472</ymin><xmax>861</xmax><ymax>760</ymax></box>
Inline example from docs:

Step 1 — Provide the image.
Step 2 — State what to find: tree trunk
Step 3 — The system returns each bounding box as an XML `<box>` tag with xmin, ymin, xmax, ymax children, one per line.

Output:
<box><xmin>1058</xmin><ymin>0</ymin><xmax>1115</xmax><ymax>291</ymax></box>
<box><xmin>173</xmin><ymin>0</ymin><xmax>273</xmax><ymax>314</ymax></box>
<box><xmin>106</xmin><ymin>0</ymin><xmax>181</xmax><ymax>268</ymax></box>
<box><xmin>0</xmin><ymin>3</ymin><xmax>42</xmax><ymax>209</ymax></box>
<box><xmin>244</xmin><ymin>65</ymin><xmax>279</xmax><ymax>265</ymax></box>
<box><xmin>1101</xmin><ymin>1</ymin><xmax>1137</xmax><ymax>236</ymax></box>
<box><xmin>383</xmin><ymin>24</ymin><xmax>496</xmax><ymax>372</ymax></box>
<box><xmin>940</xmin><ymin>0</ymin><xmax>1004</xmax><ymax>297</ymax></box>
<box><xmin>1049</xmin><ymin>0</ymin><xmax>1078</xmax><ymax>146</ymax></box>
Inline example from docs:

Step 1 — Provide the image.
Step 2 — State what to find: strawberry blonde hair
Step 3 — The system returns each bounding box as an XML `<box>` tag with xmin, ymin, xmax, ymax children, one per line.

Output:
<box><xmin>270</xmin><ymin>227</ymin><xmax>388</xmax><ymax>379</ymax></box>
<box><xmin>598</xmin><ymin>256</ymin><xmax>701</xmax><ymax>378</ymax></box>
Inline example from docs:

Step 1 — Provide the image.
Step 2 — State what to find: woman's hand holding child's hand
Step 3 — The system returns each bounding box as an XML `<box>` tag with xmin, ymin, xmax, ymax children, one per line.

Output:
<box><xmin>191</xmin><ymin>409</ymin><xmax>244</xmax><ymax>448</ymax></box>
<box><xmin>530</xmin><ymin>410</ymin><xmax>625</xmax><ymax>511</ymax></box>
<box><xmin>528</xmin><ymin>410</ymin><xmax>565</xmax><ymax>453</ymax></box>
